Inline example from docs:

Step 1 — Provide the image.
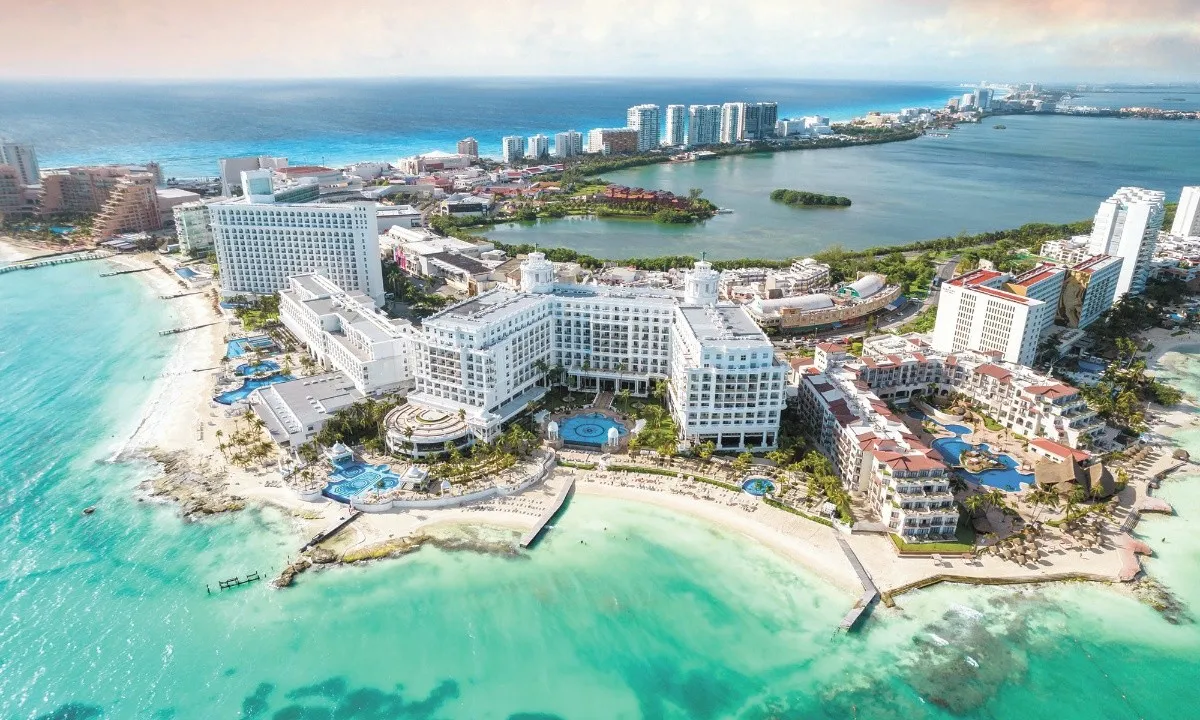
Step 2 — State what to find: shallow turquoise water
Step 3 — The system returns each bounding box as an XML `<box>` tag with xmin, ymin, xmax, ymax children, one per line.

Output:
<box><xmin>3</xmin><ymin>262</ymin><xmax>1200</xmax><ymax>719</ymax></box>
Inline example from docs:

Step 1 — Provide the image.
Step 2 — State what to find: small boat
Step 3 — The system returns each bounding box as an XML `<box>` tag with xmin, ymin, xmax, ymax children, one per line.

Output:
<box><xmin>715</xmin><ymin>208</ymin><xmax>734</xmax><ymax>214</ymax></box>
<box><xmin>83</xmin><ymin>506</ymin><xmax>96</xmax><ymax>515</ymax></box>
<box><xmin>993</xmin><ymin>124</ymin><xmax>1007</xmax><ymax>130</ymax></box>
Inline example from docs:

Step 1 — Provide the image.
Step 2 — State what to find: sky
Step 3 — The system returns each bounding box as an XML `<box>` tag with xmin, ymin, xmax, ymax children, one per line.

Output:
<box><xmin>4</xmin><ymin>0</ymin><xmax>1199</xmax><ymax>83</ymax></box>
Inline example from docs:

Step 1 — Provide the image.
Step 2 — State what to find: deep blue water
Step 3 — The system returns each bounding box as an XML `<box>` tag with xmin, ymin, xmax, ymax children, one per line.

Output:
<box><xmin>0</xmin><ymin>78</ymin><xmax>957</xmax><ymax>176</ymax></box>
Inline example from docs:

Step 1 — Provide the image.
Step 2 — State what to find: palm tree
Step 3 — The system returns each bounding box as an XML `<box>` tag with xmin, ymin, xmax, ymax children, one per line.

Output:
<box><xmin>617</xmin><ymin>389</ymin><xmax>632</xmax><ymax>415</ymax></box>
<box><xmin>766</xmin><ymin>449</ymin><xmax>790</xmax><ymax>467</ymax></box>
<box><xmin>657</xmin><ymin>441</ymin><xmax>676</xmax><ymax>465</ymax></box>
<box><xmin>962</xmin><ymin>494</ymin><xmax>985</xmax><ymax>518</ymax></box>
<box><xmin>732</xmin><ymin>451</ymin><xmax>752</xmax><ymax>477</ymax></box>
<box><xmin>696</xmin><ymin>440</ymin><xmax>715</xmax><ymax>463</ymax></box>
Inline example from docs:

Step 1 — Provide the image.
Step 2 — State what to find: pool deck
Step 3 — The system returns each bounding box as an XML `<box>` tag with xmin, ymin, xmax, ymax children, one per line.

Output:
<box><xmin>519</xmin><ymin>473</ymin><xmax>575</xmax><ymax>548</ymax></box>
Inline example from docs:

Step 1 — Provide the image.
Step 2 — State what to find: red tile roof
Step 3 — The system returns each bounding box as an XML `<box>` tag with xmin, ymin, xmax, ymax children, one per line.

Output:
<box><xmin>1024</xmin><ymin>383</ymin><xmax>1078</xmax><ymax>400</ymax></box>
<box><xmin>817</xmin><ymin>342</ymin><xmax>848</xmax><ymax>352</ymax></box>
<box><xmin>973</xmin><ymin>284</ymin><xmax>1036</xmax><ymax>306</ymax></box>
<box><xmin>873</xmin><ymin>449</ymin><xmax>945</xmax><ymax>472</ymax></box>
<box><xmin>948</xmin><ymin>268</ymin><xmax>1004</xmax><ymax>287</ymax></box>
<box><xmin>1030</xmin><ymin>438</ymin><xmax>1091</xmax><ymax>463</ymax></box>
<box><xmin>975</xmin><ymin>364</ymin><xmax>1013</xmax><ymax>382</ymax></box>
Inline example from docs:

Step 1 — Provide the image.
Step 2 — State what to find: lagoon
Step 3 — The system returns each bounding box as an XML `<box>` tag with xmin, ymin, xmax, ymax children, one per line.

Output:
<box><xmin>486</xmin><ymin>114</ymin><xmax>1200</xmax><ymax>259</ymax></box>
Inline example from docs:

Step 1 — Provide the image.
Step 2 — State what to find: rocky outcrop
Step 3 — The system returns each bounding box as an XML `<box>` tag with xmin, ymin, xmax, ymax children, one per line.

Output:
<box><xmin>139</xmin><ymin>449</ymin><xmax>246</xmax><ymax>519</ymax></box>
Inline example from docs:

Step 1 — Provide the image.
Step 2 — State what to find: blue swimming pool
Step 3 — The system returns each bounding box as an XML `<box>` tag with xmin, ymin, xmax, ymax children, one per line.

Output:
<box><xmin>559</xmin><ymin>412</ymin><xmax>627</xmax><ymax>448</ymax></box>
<box><xmin>175</xmin><ymin>267</ymin><xmax>199</xmax><ymax>280</ymax></box>
<box><xmin>931</xmin><ymin>424</ymin><xmax>1030</xmax><ymax>492</ymax></box>
<box><xmin>235</xmin><ymin>360</ymin><xmax>280</xmax><ymax>376</ymax></box>
<box><xmin>324</xmin><ymin>463</ymin><xmax>403</xmax><ymax>503</ymax></box>
<box><xmin>49</xmin><ymin>226</ymin><xmax>75</xmax><ymax>235</ymax></box>
<box><xmin>741</xmin><ymin>476</ymin><xmax>776</xmax><ymax>496</ymax></box>
<box><xmin>214</xmin><ymin>374</ymin><xmax>294</xmax><ymax>405</ymax></box>
<box><xmin>225</xmin><ymin>335</ymin><xmax>277</xmax><ymax>359</ymax></box>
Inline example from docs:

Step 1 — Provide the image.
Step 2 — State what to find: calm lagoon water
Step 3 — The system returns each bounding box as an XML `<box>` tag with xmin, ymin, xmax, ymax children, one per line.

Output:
<box><xmin>3</xmin><ymin>264</ymin><xmax>1200</xmax><ymax>718</ymax></box>
<box><xmin>488</xmin><ymin>114</ymin><xmax>1200</xmax><ymax>259</ymax></box>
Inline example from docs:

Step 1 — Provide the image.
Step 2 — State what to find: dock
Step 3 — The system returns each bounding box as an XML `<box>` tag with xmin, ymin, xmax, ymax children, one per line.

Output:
<box><xmin>301</xmin><ymin>510</ymin><xmax>363</xmax><ymax>552</ymax></box>
<box><xmin>213</xmin><ymin>571</ymin><xmax>261</xmax><ymax>591</ymax></box>
<box><xmin>0</xmin><ymin>250</ymin><xmax>109</xmax><ymax>275</ymax></box>
<box><xmin>519</xmin><ymin>475</ymin><xmax>575</xmax><ymax>549</ymax></box>
<box><xmin>100</xmin><ymin>266</ymin><xmax>155</xmax><ymax>277</ymax></box>
<box><xmin>835</xmin><ymin>533</ymin><xmax>879</xmax><ymax>632</ymax></box>
<box><xmin>161</xmin><ymin>291</ymin><xmax>203</xmax><ymax>299</ymax></box>
<box><xmin>159</xmin><ymin>322</ymin><xmax>219</xmax><ymax>336</ymax></box>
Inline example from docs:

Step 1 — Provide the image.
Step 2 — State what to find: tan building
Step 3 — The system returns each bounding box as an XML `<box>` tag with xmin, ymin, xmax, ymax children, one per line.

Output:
<box><xmin>93</xmin><ymin>174</ymin><xmax>163</xmax><ymax>238</ymax></box>
<box><xmin>585</xmin><ymin>128</ymin><xmax>639</xmax><ymax>155</ymax></box>
<box><xmin>0</xmin><ymin>165</ymin><xmax>30</xmax><ymax>217</ymax></box>
<box><xmin>40</xmin><ymin>163</ymin><xmax>162</xmax><ymax>214</ymax></box>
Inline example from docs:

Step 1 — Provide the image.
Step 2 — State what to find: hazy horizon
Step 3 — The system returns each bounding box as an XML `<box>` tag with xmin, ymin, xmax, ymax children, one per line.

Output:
<box><xmin>5</xmin><ymin>0</ymin><xmax>1199</xmax><ymax>84</ymax></box>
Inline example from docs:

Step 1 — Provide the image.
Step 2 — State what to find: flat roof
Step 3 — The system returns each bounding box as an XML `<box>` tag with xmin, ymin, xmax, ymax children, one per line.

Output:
<box><xmin>427</xmin><ymin>288</ymin><xmax>547</xmax><ymax>329</ymax></box>
<box><xmin>678</xmin><ymin>305</ymin><xmax>767</xmax><ymax>344</ymax></box>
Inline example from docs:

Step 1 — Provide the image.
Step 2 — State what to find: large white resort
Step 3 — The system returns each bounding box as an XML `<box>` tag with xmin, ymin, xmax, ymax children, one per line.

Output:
<box><xmin>262</xmin><ymin>251</ymin><xmax>785</xmax><ymax>454</ymax></box>
<box><xmin>796</xmin><ymin>334</ymin><xmax>1102</xmax><ymax>540</ymax></box>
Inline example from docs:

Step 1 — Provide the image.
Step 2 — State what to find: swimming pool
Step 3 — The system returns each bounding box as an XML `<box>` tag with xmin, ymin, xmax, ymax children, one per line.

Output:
<box><xmin>214</xmin><ymin>374</ymin><xmax>294</xmax><ymax>405</ymax></box>
<box><xmin>559</xmin><ymin>412</ymin><xmax>627</xmax><ymax>448</ymax></box>
<box><xmin>324</xmin><ymin>463</ymin><xmax>403</xmax><ymax>503</ymax></box>
<box><xmin>175</xmin><ymin>267</ymin><xmax>199</xmax><ymax>281</ymax></box>
<box><xmin>225</xmin><ymin>335</ymin><xmax>277</xmax><ymax>358</ymax></box>
<box><xmin>235</xmin><ymin>360</ymin><xmax>280</xmax><ymax>376</ymax></box>
<box><xmin>741</xmin><ymin>476</ymin><xmax>776</xmax><ymax>496</ymax></box>
<box><xmin>931</xmin><ymin>425</ymin><xmax>1031</xmax><ymax>492</ymax></box>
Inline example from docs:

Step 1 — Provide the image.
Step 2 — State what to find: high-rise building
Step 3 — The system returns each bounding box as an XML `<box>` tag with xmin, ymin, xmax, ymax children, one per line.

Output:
<box><xmin>585</xmin><ymin>128</ymin><xmax>639</xmax><ymax>155</ymax></box>
<box><xmin>975</xmin><ymin>88</ymin><xmax>994</xmax><ymax>110</ymax></box>
<box><xmin>0</xmin><ymin>166</ymin><xmax>28</xmax><ymax>216</ymax></box>
<box><xmin>625</xmin><ymin>104</ymin><xmax>661</xmax><ymax>151</ymax></box>
<box><xmin>686</xmin><ymin>105</ymin><xmax>722</xmax><ymax>146</ymax></box>
<box><xmin>756</xmin><ymin>102</ymin><xmax>778</xmax><ymax>139</ymax></box>
<box><xmin>719</xmin><ymin>103</ymin><xmax>741</xmax><ymax>143</ymax></box>
<box><xmin>1087</xmin><ymin>186</ymin><xmax>1166</xmax><ymax>299</ymax></box>
<box><xmin>173</xmin><ymin>201</ymin><xmax>214</xmax><ymax>255</ymax></box>
<box><xmin>1171</xmin><ymin>186</ymin><xmax>1200</xmax><ymax>237</ymax></box>
<box><xmin>1058</xmin><ymin>255</ymin><xmax>1122</xmax><ymax>329</ymax></box>
<box><xmin>961</xmin><ymin>92</ymin><xmax>977</xmax><ymax>110</ymax></box>
<box><xmin>664</xmin><ymin>105</ymin><xmax>686</xmax><ymax>146</ymax></box>
<box><xmin>501</xmin><ymin>136</ymin><xmax>526</xmax><ymax>164</ymax></box>
<box><xmin>211</xmin><ymin>170</ymin><xmax>384</xmax><ymax>304</ymax></box>
<box><xmin>552</xmin><ymin>131</ymin><xmax>583</xmax><ymax>158</ymax></box>
<box><xmin>0</xmin><ymin>142</ymin><xmax>39</xmax><ymax>186</ymax></box>
<box><xmin>456</xmin><ymin>138</ymin><xmax>479</xmax><ymax>158</ymax></box>
<box><xmin>526</xmin><ymin>134</ymin><xmax>549</xmax><ymax>159</ymax></box>
<box><xmin>93</xmin><ymin>174</ymin><xmax>163</xmax><ymax>238</ymax></box>
<box><xmin>218</xmin><ymin>156</ymin><xmax>287</xmax><ymax>197</ymax></box>
<box><xmin>931</xmin><ymin>267</ymin><xmax>1059</xmax><ymax>366</ymax></box>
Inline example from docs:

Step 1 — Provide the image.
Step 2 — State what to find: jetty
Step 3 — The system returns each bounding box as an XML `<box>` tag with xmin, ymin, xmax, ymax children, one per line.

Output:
<box><xmin>301</xmin><ymin>510</ymin><xmax>363</xmax><ymax>552</ymax></box>
<box><xmin>214</xmin><ymin>571</ymin><xmax>261</xmax><ymax>591</ymax></box>
<box><xmin>834</xmin><ymin>533</ymin><xmax>879</xmax><ymax>631</ymax></box>
<box><xmin>161</xmin><ymin>291</ymin><xmax>203</xmax><ymax>300</ymax></box>
<box><xmin>159</xmin><ymin>322</ymin><xmax>219</xmax><ymax>336</ymax></box>
<box><xmin>100</xmin><ymin>266</ymin><xmax>155</xmax><ymax>277</ymax></box>
<box><xmin>0</xmin><ymin>250</ymin><xmax>109</xmax><ymax>275</ymax></box>
<box><xmin>520</xmin><ymin>475</ymin><xmax>575</xmax><ymax>549</ymax></box>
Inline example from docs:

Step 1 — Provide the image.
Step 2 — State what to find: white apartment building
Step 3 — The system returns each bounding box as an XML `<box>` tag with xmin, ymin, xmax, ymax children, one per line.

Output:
<box><xmin>1088</xmin><ymin>186</ymin><xmax>1166</xmax><ymax>299</ymax></box>
<box><xmin>552</xmin><ymin>131</ymin><xmax>583</xmax><ymax>158</ymax></box>
<box><xmin>626</xmin><ymin>104</ymin><xmax>661</xmax><ymax>152</ymax></box>
<box><xmin>501</xmin><ymin>136</ymin><xmax>526</xmax><ymax>164</ymax></box>
<box><xmin>1040</xmin><ymin>235</ymin><xmax>1093</xmax><ymax>266</ymax></box>
<box><xmin>211</xmin><ymin>170</ymin><xmax>384</xmax><ymax>304</ymax></box>
<box><xmin>664</xmin><ymin>105</ymin><xmax>686</xmax><ymax>146</ymax></box>
<box><xmin>173</xmin><ymin>200</ymin><xmax>213</xmax><ymax>255</ymax></box>
<box><xmin>1004</xmin><ymin>263</ymin><xmax>1066</xmax><ymax>339</ymax></box>
<box><xmin>719</xmin><ymin>103</ymin><xmax>741</xmax><ymax>143</ymax></box>
<box><xmin>1172</xmin><ymin>186</ymin><xmax>1200</xmax><ymax>238</ymax></box>
<box><xmin>527</xmin><ymin>134</ymin><xmax>549</xmax><ymax>159</ymax></box>
<box><xmin>1059</xmin><ymin>255</ymin><xmax>1122</xmax><ymax>329</ymax></box>
<box><xmin>931</xmin><ymin>268</ymin><xmax>1056</xmax><ymax>366</ymax></box>
<box><xmin>0</xmin><ymin>142</ymin><xmax>39</xmax><ymax>186</ymax></box>
<box><xmin>279</xmin><ymin>273</ymin><xmax>415</xmax><ymax>396</ymax></box>
<box><xmin>687</xmin><ymin>105</ymin><xmax>722</xmax><ymax>146</ymax></box>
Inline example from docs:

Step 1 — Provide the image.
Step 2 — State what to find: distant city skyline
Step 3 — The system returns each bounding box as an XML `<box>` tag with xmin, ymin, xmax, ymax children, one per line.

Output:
<box><xmin>3</xmin><ymin>0</ymin><xmax>1199</xmax><ymax>83</ymax></box>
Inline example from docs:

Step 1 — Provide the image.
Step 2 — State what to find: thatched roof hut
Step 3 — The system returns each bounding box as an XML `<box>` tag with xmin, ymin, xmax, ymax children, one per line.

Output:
<box><xmin>1034</xmin><ymin>457</ymin><xmax>1117</xmax><ymax>499</ymax></box>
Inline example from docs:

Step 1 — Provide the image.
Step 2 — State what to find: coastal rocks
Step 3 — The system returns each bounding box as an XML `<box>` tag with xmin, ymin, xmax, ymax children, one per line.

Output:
<box><xmin>272</xmin><ymin>557</ymin><xmax>312</xmax><ymax>588</ymax></box>
<box><xmin>1132</xmin><ymin>577</ymin><xmax>1192</xmax><ymax>625</ymax></box>
<box><xmin>141</xmin><ymin>449</ymin><xmax>246</xmax><ymax>519</ymax></box>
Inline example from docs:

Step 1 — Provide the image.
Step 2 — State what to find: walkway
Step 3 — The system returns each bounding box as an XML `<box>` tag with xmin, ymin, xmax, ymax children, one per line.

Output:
<box><xmin>835</xmin><ymin>533</ymin><xmax>880</xmax><ymax>631</ymax></box>
<box><xmin>301</xmin><ymin>510</ymin><xmax>363</xmax><ymax>551</ymax></box>
<box><xmin>519</xmin><ymin>474</ymin><xmax>575</xmax><ymax>548</ymax></box>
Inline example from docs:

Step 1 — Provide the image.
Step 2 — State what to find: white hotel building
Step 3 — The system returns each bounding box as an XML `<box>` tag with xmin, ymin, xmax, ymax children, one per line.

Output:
<box><xmin>211</xmin><ymin>170</ymin><xmax>385</xmax><ymax>304</ymax></box>
<box><xmin>931</xmin><ymin>266</ymin><xmax>1062</xmax><ymax>366</ymax></box>
<box><xmin>279</xmin><ymin>272</ymin><xmax>415</xmax><ymax>396</ymax></box>
<box><xmin>1088</xmin><ymin>186</ymin><xmax>1166</xmax><ymax>299</ymax></box>
<box><xmin>384</xmin><ymin>253</ymin><xmax>785</xmax><ymax>448</ymax></box>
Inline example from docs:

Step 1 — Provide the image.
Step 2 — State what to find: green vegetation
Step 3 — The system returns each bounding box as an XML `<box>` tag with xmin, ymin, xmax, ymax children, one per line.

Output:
<box><xmin>216</xmin><ymin>409</ymin><xmax>277</xmax><ymax>469</ymax></box>
<box><xmin>382</xmin><ymin>261</ymin><xmax>450</xmax><ymax>317</ymax></box>
<box><xmin>763</xmin><ymin>498</ymin><xmax>834</xmax><ymax>527</ymax></box>
<box><xmin>770</xmin><ymin>189</ymin><xmax>852</xmax><ymax>208</ymax></box>
<box><xmin>315</xmin><ymin>397</ymin><xmax>402</xmax><ymax>453</ymax></box>
<box><xmin>1163</xmin><ymin>202</ymin><xmax>1179</xmax><ymax>230</ymax></box>
<box><xmin>558</xmin><ymin>460</ymin><xmax>597</xmax><ymax>471</ymax></box>
<box><xmin>1080</xmin><ymin>337</ymin><xmax>1184</xmax><ymax>434</ymax></box>
<box><xmin>889</xmin><ymin>534</ymin><xmax>975</xmax><ymax>554</ymax></box>
<box><xmin>627</xmin><ymin>404</ymin><xmax>679</xmax><ymax>458</ymax></box>
<box><xmin>231</xmin><ymin>294</ymin><xmax>280</xmax><ymax>331</ymax></box>
<box><xmin>899</xmin><ymin>306</ymin><xmax>937</xmax><ymax>333</ymax></box>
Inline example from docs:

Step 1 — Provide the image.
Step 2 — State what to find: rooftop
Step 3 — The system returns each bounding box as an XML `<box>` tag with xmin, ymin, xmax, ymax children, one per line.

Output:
<box><xmin>678</xmin><ymin>305</ymin><xmax>767</xmax><ymax>344</ymax></box>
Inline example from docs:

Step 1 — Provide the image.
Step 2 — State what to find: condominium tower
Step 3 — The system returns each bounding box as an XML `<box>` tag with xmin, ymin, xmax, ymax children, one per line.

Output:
<box><xmin>501</xmin><ymin>136</ymin><xmax>526</xmax><ymax>164</ymax></box>
<box><xmin>687</xmin><ymin>105</ymin><xmax>722</xmax><ymax>146</ymax></box>
<box><xmin>1087</xmin><ymin>186</ymin><xmax>1166</xmax><ymax>299</ymax></box>
<box><xmin>0</xmin><ymin>142</ymin><xmax>39</xmax><ymax>186</ymax></box>
<box><xmin>210</xmin><ymin>170</ymin><xmax>384</xmax><ymax>304</ymax></box>
<box><xmin>719</xmin><ymin>103</ymin><xmax>741</xmax><ymax>143</ymax></box>
<box><xmin>626</xmin><ymin>104</ymin><xmax>661</xmax><ymax>152</ymax></box>
<box><xmin>552</xmin><ymin>131</ymin><xmax>583</xmax><ymax>158</ymax></box>
<box><xmin>456</xmin><ymin>138</ymin><xmax>479</xmax><ymax>158</ymax></box>
<box><xmin>527</xmin><ymin>134</ymin><xmax>549</xmax><ymax>160</ymax></box>
<box><xmin>664</xmin><ymin>105</ymin><xmax>686</xmax><ymax>146</ymax></box>
<box><xmin>1172</xmin><ymin>186</ymin><xmax>1200</xmax><ymax>238</ymax></box>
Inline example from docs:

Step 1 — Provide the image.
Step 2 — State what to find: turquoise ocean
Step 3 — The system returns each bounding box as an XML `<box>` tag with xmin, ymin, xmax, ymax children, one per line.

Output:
<box><xmin>3</xmin><ymin>257</ymin><xmax>1200</xmax><ymax>719</ymax></box>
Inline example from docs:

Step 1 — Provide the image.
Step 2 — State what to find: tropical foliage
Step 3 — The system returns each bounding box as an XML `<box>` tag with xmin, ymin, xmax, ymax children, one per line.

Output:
<box><xmin>770</xmin><ymin>189</ymin><xmax>852</xmax><ymax>207</ymax></box>
<box><xmin>316</xmin><ymin>397</ymin><xmax>403</xmax><ymax>452</ymax></box>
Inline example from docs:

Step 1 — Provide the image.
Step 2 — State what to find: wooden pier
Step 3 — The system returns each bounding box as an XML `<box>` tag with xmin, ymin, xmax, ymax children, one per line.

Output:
<box><xmin>100</xmin><ymin>266</ymin><xmax>155</xmax><ymax>277</ymax></box>
<box><xmin>0</xmin><ymin>251</ymin><xmax>109</xmax><ymax>275</ymax></box>
<box><xmin>161</xmin><ymin>291</ymin><xmax>203</xmax><ymax>299</ymax></box>
<box><xmin>301</xmin><ymin>510</ymin><xmax>363</xmax><ymax>552</ymax></box>
<box><xmin>835</xmin><ymin>533</ymin><xmax>879</xmax><ymax>632</ymax></box>
<box><xmin>519</xmin><ymin>475</ymin><xmax>575</xmax><ymax>549</ymax></box>
<box><xmin>159</xmin><ymin>321</ymin><xmax>219</xmax><ymax>336</ymax></box>
<box><xmin>214</xmin><ymin>571</ymin><xmax>261</xmax><ymax>591</ymax></box>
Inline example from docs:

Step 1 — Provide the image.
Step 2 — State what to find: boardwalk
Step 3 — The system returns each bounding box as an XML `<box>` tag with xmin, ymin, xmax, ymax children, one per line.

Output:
<box><xmin>835</xmin><ymin>533</ymin><xmax>880</xmax><ymax>631</ymax></box>
<box><xmin>520</xmin><ymin>475</ymin><xmax>575</xmax><ymax>548</ymax></box>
